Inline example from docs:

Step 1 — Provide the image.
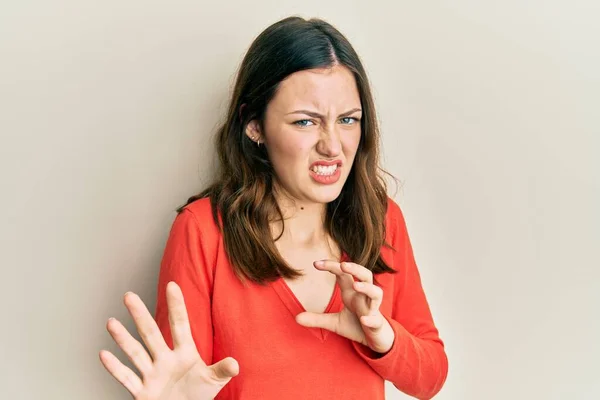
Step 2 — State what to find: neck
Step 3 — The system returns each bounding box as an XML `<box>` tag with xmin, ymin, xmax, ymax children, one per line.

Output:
<box><xmin>271</xmin><ymin>190</ymin><xmax>328</xmax><ymax>247</ymax></box>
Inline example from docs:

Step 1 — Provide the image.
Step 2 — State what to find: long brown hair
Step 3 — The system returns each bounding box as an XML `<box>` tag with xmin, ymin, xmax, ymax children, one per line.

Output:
<box><xmin>178</xmin><ymin>16</ymin><xmax>397</xmax><ymax>284</ymax></box>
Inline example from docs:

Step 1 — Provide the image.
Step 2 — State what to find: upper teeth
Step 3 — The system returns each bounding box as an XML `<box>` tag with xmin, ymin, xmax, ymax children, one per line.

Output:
<box><xmin>312</xmin><ymin>164</ymin><xmax>338</xmax><ymax>175</ymax></box>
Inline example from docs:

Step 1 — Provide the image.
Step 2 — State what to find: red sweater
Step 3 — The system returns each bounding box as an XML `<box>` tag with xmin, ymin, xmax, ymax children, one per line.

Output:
<box><xmin>154</xmin><ymin>197</ymin><xmax>448</xmax><ymax>399</ymax></box>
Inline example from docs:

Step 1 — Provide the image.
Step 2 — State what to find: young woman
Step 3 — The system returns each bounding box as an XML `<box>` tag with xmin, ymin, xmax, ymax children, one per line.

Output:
<box><xmin>99</xmin><ymin>16</ymin><xmax>448</xmax><ymax>400</ymax></box>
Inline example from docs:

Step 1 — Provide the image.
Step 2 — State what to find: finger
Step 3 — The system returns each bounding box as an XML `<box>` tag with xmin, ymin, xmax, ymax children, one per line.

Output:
<box><xmin>340</xmin><ymin>262</ymin><xmax>373</xmax><ymax>284</ymax></box>
<box><xmin>210</xmin><ymin>357</ymin><xmax>240</xmax><ymax>381</ymax></box>
<box><xmin>360</xmin><ymin>314</ymin><xmax>385</xmax><ymax>330</ymax></box>
<box><xmin>313</xmin><ymin>260</ymin><xmax>354</xmax><ymax>290</ymax></box>
<box><xmin>124</xmin><ymin>291</ymin><xmax>170</xmax><ymax>360</ymax></box>
<box><xmin>99</xmin><ymin>349</ymin><xmax>143</xmax><ymax>397</ymax></box>
<box><xmin>295</xmin><ymin>311</ymin><xmax>339</xmax><ymax>333</ymax></box>
<box><xmin>353</xmin><ymin>281</ymin><xmax>383</xmax><ymax>312</ymax></box>
<box><xmin>106</xmin><ymin>317</ymin><xmax>153</xmax><ymax>376</ymax></box>
<box><xmin>166</xmin><ymin>281</ymin><xmax>195</xmax><ymax>350</ymax></box>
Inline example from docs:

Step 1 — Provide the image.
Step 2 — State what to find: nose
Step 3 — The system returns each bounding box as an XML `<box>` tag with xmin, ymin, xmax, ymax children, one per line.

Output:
<box><xmin>316</xmin><ymin>125</ymin><xmax>342</xmax><ymax>158</ymax></box>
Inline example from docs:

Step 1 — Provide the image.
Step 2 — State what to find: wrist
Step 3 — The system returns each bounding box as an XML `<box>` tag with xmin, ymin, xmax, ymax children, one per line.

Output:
<box><xmin>370</xmin><ymin>317</ymin><xmax>395</xmax><ymax>354</ymax></box>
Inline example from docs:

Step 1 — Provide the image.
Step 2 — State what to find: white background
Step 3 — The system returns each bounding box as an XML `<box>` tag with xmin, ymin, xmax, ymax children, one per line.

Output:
<box><xmin>1</xmin><ymin>1</ymin><xmax>598</xmax><ymax>399</ymax></box>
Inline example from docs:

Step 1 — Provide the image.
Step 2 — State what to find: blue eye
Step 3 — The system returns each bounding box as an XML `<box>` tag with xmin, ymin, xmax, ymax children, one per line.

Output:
<box><xmin>294</xmin><ymin>119</ymin><xmax>315</xmax><ymax>127</ymax></box>
<box><xmin>340</xmin><ymin>117</ymin><xmax>359</xmax><ymax>125</ymax></box>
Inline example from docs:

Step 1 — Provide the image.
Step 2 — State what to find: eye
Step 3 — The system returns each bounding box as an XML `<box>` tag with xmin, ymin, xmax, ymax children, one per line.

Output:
<box><xmin>340</xmin><ymin>117</ymin><xmax>359</xmax><ymax>125</ymax></box>
<box><xmin>294</xmin><ymin>119</ymin><xmax>315</xmax><ymax>127</ymax></box>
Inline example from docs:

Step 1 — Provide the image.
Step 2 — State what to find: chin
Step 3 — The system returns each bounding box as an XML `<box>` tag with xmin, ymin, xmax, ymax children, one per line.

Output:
<box><xmin>307</xmin><ymin>183</ymin><xmax>344</xmax><ymax>204</ymax></box>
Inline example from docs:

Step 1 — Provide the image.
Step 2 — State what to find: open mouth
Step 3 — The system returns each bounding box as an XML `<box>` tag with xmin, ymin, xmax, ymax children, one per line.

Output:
<box><xmin>310</xmin><ymin>164</ymin><xmax>339</xmax><ymax>176</ymax></box>
<box><xmin>309</xmin><ymin>162</ymin><xmax>342</xmax><ymax>185</ymax></box>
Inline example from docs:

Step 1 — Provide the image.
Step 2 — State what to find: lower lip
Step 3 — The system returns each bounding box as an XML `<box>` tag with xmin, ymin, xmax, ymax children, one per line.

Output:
<box><xmin>309</xmin><ymin>167</ymin><xmax>341</xmax><ymax>184</ymax></box>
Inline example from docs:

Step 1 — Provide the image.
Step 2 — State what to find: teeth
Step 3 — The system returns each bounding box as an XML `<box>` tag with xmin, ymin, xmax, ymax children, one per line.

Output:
<box><xmin>311</xmin><ymin>164</ymin><xmax>338</xmax><ymax>175</ymax></box>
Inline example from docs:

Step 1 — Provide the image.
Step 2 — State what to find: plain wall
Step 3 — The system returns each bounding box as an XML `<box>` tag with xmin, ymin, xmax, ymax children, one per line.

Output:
<box><xmin>1</xmin><ymin>1</ymin><xmax>598</xmax><ymax>399</ymax></box>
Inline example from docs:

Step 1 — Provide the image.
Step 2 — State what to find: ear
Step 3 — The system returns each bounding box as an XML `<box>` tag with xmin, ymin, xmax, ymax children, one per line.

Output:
<box><xmin>245</xmin><ymin>120</ymin><xmax>262</xmax><ymax>144</ymax></box>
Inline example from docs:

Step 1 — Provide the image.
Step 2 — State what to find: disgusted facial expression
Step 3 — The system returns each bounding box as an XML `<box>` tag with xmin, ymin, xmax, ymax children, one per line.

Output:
<box><xmin>246</xmin><ymin>65</ymin><xmax>362</xmax><ymax>206</ymax></box>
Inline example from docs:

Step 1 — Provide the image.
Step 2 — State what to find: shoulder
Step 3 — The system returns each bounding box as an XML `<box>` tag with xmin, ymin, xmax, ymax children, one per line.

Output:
<box><xmin>385</xmin><ymin>196</ymin><xmax>402</xmax><ymax>222</ymax></box>
<box><xmin>181</xmin><ymin>196</ymin><xmax>214</xmax><ymax>219</ymax></box>
<box><xmin>173</xmin><ymin>197</ymin><xmax>222</xmax><ymax>241</ymax></box>
<box><xmin>384</xmin><ymin>196</ymin><xmax>407</xmax><ymax>244</ymax></box>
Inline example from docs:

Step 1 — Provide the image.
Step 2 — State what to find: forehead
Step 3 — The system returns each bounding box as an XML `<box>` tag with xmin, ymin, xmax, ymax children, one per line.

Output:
<box><xmin>269</xmin><ymin>65</ymin><xmax>361</xmax><ymax>111</ymax></box>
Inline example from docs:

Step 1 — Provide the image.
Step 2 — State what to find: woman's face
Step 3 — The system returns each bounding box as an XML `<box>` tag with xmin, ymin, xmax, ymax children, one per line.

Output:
<box><xmin>246</xmin><ymin>65</ymin><xmax>362</xmax><ymax>205</ymax></box>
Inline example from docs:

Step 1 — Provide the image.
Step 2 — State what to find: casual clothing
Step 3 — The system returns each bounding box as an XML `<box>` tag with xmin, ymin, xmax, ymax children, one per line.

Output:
<box><xmin>154</xmin><ymin>197</ymin><xmax>448</xmax><ymax>399</ymax></box>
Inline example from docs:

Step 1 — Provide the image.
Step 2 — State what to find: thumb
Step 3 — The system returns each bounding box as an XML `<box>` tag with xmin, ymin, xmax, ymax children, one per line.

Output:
<box><xmin>210</xmin><ymin>357</ymin><xmax>239</xmax><ymax>381</ymax></box>
<box><xmin>295</xmin><ymin>312</ymin><xmax>339</xmax><ymax>332</ymax></box>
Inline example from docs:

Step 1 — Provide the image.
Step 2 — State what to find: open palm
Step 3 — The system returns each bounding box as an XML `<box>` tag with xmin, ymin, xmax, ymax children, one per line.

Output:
<box><xmin>99</xmin><ymin>281</ymin><xmax>238</xmax><ymax>400</ymax></box>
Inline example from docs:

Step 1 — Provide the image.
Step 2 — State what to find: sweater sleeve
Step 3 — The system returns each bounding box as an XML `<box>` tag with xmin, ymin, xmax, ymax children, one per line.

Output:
<box><xmin>352</xmin><ymin>200</ymin><xmax>448</xmax><ymax>399</ymax></box>
<box><xmin>153</xmin><ymin>207</ymin><xmax>216</xmax><ymax>365</ymax></box>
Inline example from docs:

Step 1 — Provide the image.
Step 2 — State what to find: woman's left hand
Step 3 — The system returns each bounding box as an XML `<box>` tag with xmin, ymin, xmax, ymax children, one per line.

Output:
<box><xmin>295</xmin><ymin>260</ymin><xmax>395</xmax><ymax>354</ymax></box>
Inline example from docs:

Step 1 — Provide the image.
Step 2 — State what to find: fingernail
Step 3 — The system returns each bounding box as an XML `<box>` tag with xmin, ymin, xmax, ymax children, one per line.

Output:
<box><xmin>314</xmin><ymin>260</ymin><xmax>324</xmax><ymax>266</ymax></box>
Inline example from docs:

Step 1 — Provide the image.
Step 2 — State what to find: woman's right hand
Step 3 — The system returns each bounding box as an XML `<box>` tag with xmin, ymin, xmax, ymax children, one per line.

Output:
<box><xmin>99</xmin><ymin>281</ymin><xmax>239</xmax><ymax>400</ymax></box>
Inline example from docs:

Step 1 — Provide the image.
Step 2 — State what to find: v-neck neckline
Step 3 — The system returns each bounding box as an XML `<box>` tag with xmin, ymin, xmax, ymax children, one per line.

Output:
<box><xmin>272</xmin><ymin>277</ymin><xmax>341</xmax><ymax>341</ymax></box>
<box><xmin>271</xmin><ymin>253</ymin><xmax>349</xmax><ymax>341</ymax></box>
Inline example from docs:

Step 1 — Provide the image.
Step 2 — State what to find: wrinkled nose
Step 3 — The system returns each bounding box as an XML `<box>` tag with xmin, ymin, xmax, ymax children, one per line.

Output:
<box><xmin>316</xmin><ymin>127</ymin><xmax>342</xmax><ymax>157</ymax></box>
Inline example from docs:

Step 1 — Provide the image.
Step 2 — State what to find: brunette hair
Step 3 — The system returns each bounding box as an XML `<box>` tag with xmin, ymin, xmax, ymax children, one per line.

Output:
<box><xmin>178</xmin><ymin>16</ymin><xmax>396</xmax><ymax>283</ymax></box>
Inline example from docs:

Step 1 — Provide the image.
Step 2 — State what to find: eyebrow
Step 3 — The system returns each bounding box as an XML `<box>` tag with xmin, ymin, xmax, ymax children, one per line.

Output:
<box><xmin>285</xmin><ymin>108</ymin><xmax>362</xmax><ymax>118</ymax></box>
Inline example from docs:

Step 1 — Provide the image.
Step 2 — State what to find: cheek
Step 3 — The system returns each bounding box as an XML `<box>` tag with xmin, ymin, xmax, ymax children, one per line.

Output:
<box><xmin>267</xmin><ymin>130</ymin><xmax>313</xmax><ymax>170</ymax></box>
<box><xmin>271</xmin><ymin>137</ymin><xmax>308</xmax><ymax>159</ymax></box>
<box><xmin>342</xmin><ymin>130</ymin><xmax>361</xmax><ymax>157</ymax></box>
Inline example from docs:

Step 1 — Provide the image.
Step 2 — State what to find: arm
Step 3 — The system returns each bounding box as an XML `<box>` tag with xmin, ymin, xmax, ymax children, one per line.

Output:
<box><xmin>154</xmin><ymin>207</ymin><xmax>217</xmax><ymax>365</ymax></box>
<box><xmin>352</xmin><ymin>200</ymin><xmax>448</xmax><ymax>399</ymax></box>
